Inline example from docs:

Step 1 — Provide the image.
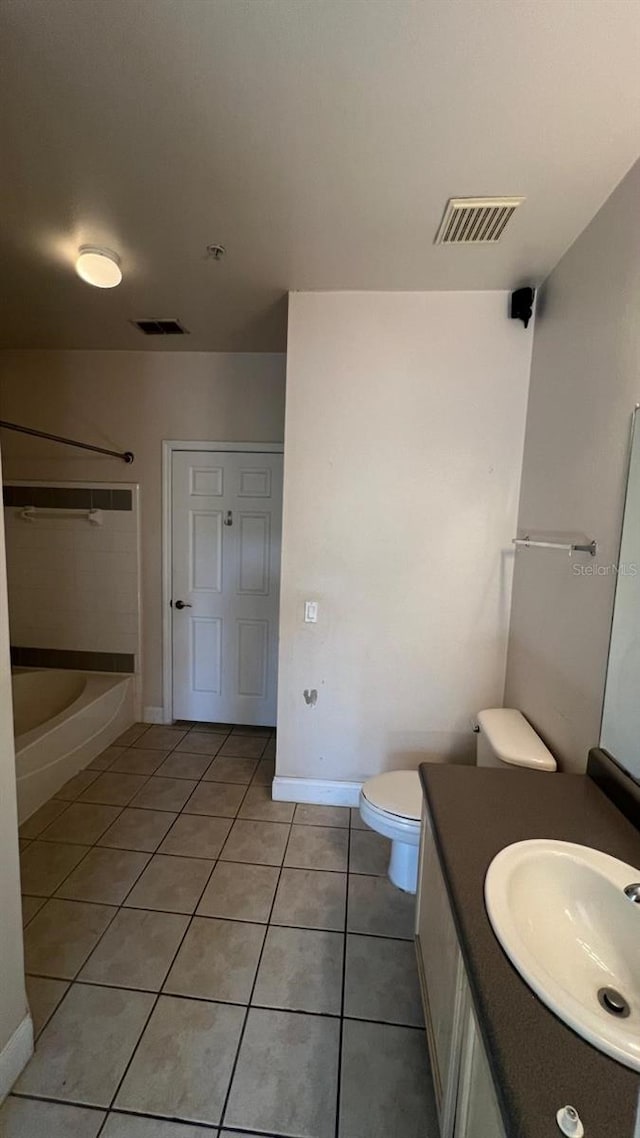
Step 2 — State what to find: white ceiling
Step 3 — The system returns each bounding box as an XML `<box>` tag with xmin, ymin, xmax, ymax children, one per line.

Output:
<box><xmin>2</xmin><ymin>0</ymin><xmax>640</xmax><ymax>351</ymax></box>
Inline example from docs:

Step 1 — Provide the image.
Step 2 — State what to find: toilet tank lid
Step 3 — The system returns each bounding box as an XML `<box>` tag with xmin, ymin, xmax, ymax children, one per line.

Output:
<box><xmin>477</xmin><ymin>709</ymin><xmax>556</xmax><ymax>771</ymax></box>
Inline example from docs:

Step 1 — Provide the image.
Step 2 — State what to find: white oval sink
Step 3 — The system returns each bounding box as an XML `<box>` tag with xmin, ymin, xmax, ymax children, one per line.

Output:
<box><xmin>485</xmin><ymin>839</ymin><xmax>640</xmax><ymax>1071</ymax></box>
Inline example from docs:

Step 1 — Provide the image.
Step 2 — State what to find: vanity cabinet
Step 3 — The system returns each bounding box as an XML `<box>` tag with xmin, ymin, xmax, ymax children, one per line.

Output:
<box><xmin>416</xmin><ymin>805</ymin><xmax>505</xmax><ymax>1138</ymax></box>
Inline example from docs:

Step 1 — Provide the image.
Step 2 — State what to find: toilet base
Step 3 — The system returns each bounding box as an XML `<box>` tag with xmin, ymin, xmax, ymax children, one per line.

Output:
<box><xmin>388</xmin><ymin>838</ymin><xmax>419</xmax><ymax>894</ymax></box>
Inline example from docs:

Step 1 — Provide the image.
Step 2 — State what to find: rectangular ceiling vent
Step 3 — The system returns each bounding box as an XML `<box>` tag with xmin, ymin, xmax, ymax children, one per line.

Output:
<box><xmin>435</xmin><ymin>197</ymin><xmax>525</xmax><ymax>245</ymax></box>
<box><xmin>131</xmin><ymin>318</ymin><xmax>189</xmax><ymax>335</ymax></box>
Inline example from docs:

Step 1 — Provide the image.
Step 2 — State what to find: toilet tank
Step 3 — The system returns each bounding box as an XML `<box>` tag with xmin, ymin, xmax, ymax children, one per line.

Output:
<box><xmin>476</xmin><ymin>708</ymin><xmax>556</xmax><ymax>771</ymax></box>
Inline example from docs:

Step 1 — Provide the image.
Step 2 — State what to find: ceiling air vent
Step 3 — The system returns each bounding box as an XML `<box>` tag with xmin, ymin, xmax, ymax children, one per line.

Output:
<box><xmin>131</xmin><ymin>319</ymin><xmax>189</xmax><ymax>335</ymax></box>
<box><xmin>435</xmin><ymin>197</ymin><xmax>524</xmax><ymax>245</ymax></box>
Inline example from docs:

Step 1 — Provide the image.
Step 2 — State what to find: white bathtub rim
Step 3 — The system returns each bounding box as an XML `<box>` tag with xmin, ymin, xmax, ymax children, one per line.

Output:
<box><xmin>15</xmin><ymin>674</ymin><xmax>135</xmax><ymax>824</ymax></box>
<box><xmin>16</xmin><ymin>677</ymin><xmax>130</xmax><ymax>784</ymax></box>
<box><xmin>15</xmin><ymin>670</ymin><xmax>131</xmax><ymax>752</ymax></box>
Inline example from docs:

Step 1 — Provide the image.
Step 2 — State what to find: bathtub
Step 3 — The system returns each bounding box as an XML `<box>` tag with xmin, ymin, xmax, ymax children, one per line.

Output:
<box><xmin>13</xmin><ymin>669</ymin><xmax>134</xmax><ymax>823</ymax></box>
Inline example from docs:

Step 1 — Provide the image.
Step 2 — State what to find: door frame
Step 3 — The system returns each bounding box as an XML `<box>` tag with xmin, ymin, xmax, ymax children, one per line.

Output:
<box><xmin>161</xmin><ymin>440</ymin><xmax>284</xmax><ymax>724</ymax></box>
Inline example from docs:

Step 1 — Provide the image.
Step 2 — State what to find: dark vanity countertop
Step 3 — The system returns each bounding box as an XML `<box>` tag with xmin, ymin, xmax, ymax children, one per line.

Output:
<box><xmin>419</xmin><ymin>763</ymin><xmax>640</xmax><ymax>1138</ymax></box>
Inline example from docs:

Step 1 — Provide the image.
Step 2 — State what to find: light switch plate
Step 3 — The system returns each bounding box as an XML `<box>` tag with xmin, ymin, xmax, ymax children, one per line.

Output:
<box><xmin>304</xmin><ymin>600</ymin><xmax>318</xmax><ymax>623</ymax></box>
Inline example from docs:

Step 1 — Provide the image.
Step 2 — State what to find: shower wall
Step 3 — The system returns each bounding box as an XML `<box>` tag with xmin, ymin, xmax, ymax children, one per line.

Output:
<box><xmin>3</xmin><ymin>481</ymin><xmax>140</xmax><ymax>675</ymax></box>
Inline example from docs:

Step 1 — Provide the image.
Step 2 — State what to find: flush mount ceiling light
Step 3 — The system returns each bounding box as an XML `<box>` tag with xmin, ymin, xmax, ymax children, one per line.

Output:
<box><xmin>75</xmin><ymin>246</ymin><xmax>122</xmax><ymax>288</ymax></box>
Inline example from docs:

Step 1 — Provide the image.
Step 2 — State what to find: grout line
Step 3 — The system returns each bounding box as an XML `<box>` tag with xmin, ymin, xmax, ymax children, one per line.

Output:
<box><xmin>332</xmin><ymin>807</ymin><xmax>352</xmax><ymax>1138</ymax></box>
<box><xmin>100</xmin><ymin>822</ymin><xmax>223</xmax><ymax>1130</ymax></box>
<box><xmin>24</xmin><ymin>903</ymin><xmax>412</xmax><ymax>940</ymax></box>
<box><xmin>217</xmin><ymin>814</ymin><xmax>295</xmax><ymax>1131</ymax></box>
<box><xmin>17</xmin><ymin>723</ymin><xmax>418</xmax><ymax>1136</ymax></box>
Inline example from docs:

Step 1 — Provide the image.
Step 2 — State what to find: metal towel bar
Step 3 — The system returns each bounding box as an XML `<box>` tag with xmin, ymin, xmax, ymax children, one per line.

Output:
<box><xmin>20</xmin><ymin>506</ymin><xmax>103</xmax><ymax>526</ymax></box>
<box><xmin>512</xmin><ymin>536</ymin><xmax>597</xmax><ymax>557</ymax></box>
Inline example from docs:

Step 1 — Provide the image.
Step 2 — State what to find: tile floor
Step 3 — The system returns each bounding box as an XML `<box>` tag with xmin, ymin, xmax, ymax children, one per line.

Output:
<box><xmin>4</xmin><ymin>721</ymin><xmax>437</xmax><ymax>1138</ymax></box>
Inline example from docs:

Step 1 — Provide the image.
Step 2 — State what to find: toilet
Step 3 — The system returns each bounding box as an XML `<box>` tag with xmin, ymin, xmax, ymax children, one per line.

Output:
<box><xmin>359</xmin><ymin>708</ymin><xmax>556</xmax><ymax>894</ymax></box>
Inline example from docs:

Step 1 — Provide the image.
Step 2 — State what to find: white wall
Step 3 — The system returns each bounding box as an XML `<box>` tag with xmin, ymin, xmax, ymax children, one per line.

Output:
<box><xmin>600</xmin><ymin>411</ymin><xmax>640</xmax><ymax>773</ymax></box>
<box><xmin>0</xmin><ymin>447</ymin><xmax>31</xmax><ymax>1097</ymax></box>
<box><xmin>505</xmin><ymin>156</ymin><xmax>640</xmax><ymax>773</ymax></box>
<box><xmin>277</xmin><ymin>291</ymin><xmax>532</xmax><ymax>787</ymax></box>
<box><xmin>0</xmin><ymin>351</ymin><xmax>286</xmax><ymax>716</ymax></box>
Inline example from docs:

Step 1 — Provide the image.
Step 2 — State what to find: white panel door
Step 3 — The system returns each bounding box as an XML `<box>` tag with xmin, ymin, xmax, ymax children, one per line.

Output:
<box><xmin>171</xmin><ymin>450</ymin><xmax>283</xmax><ymax>725</ymax></box>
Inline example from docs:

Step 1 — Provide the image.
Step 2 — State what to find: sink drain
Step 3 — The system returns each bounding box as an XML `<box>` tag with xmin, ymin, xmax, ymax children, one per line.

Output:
<box><xmin>597</xmin><ymin>987</ymin><xmax>630</xmax><ymax>1017</ymax></box>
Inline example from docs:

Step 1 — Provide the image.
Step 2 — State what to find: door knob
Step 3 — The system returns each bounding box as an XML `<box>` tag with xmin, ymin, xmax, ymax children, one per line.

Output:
<box><xmin>174</xmin><ymin>599</ymin><xmax>192</xmax><ymax>610</ymax></box>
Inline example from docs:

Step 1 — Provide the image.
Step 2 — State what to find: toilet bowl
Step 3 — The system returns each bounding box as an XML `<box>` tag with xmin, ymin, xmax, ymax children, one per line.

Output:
<box><xmin>359</xmin><ymin>708</ymin><xmax>556</xmax><ymax>895</ymax></box>
<box><xmin>359</xmin><ymin>770</ymin><xmax>422</xmax><ymax>893</ymax></box>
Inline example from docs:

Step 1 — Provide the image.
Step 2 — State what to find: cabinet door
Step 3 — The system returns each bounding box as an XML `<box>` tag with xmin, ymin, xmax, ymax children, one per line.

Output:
<box><xmin>415</xmin><ymin>805</ymin><xmax>466</xmax><ymax>1136</ymax></box>
<box><xmin>454</xmin><ymin>1003</ymin><xmax>505</xmax><ymax>1138</ymax></box>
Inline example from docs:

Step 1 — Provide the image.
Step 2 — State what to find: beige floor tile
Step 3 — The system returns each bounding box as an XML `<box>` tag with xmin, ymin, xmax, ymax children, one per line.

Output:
<box><xmin>19</xmin><ymin>798</ymin><xmax>70</xmax><ymax>838</ymax></box>
<box><xmin>55</xmin><ymin>770</ymin><xmax>101</xmax><ymax>801</ymax></box>
<box><xmin>231</xmin><ymin>725</ymin><xmax>273</xmax><ymax>737</ymax></box>
<box><xmin>284</xmin><ymin>825</ymin><xmax>348</xmax><ymax>872</ymax></box>
<box><xmin>114</xmin><ymin>723</ymin><xmax>149</xmax><ymax>746</ymax></box>
<box><xmin>175</xmin><ymin>731</ymin><xmax>225</xmax><ymax>757</ymax></box>
<box><xmin>79</xmin><ymin>908</ymin><xmax>189</xmax><ymax>990</ymax></box>
<box><xmin>78</xmin><ymin>772</ymin><xmax>149</xmax><ymax>807</ymax></box>
<box><xmin>197</xmin><ymin>861</ymin><xmax>279</xmax><ymax>924</ymax></box>
<box><xmin>20</xmin><ymin>841</ymin><xmax>90</xmax><ymax>896</ymax></box>
<box><xmin>155</xmin><ymin>751</ymin><xmax>213</xmax><ymax>779</ymax></box>
<box><xmin>107</xmin><ymin>748</ymin><xmax>170</xmax><ymax>776</ymax></box>
<box><xmin>347</xmin><ymin>874</ymin><xmax>415</xmax><ymax>940</ymax></box>
<box><xmin>132</xmin><ymin>725</ymin><xmax>189</xmax><ymax>750</ymax></box>
<box><xmin>40</xmin><ymin>802</ymin><xmax>122</xmax><ymax>845</ymax></box>
<box><xmin>220</xmin><ymin>819</ymin><xmax>290</xmax><ymax>866</ymax></box>
<box><xmin>159</xmin><ymin>814</ymin><xmax>232</xmax><ymax>858</ymax></box>
<box><xmin>124</xmin><ymin>853</ymin><xmax>213</xmax><ymax>914</ymax></box>
<box><xmin>253</xmin><ymin>926</ymin><xmax>343</xmax><ymax>1015</ymax></box>
<box><xmin>26</xmin><ymin>975</ymin><xmax>70</xmax><ymax>1036</ymax></box>
<box><xmin>15</xmin><ymin>982</ymin><xmax>154</xmax><ymax>1107</ymax></box>
<box><xmin>87</xmin><ymin>745</ymin><xmax>128</xmax><ymax>771</ymax></box>
<box><xmin>350</xmin><ymin>807</ymin><xmax>369</xmax><ymax>830</ymax></box>
<box><xmin>129</xmin><ymin>776</ymin><xmax>198</xmax><ymax>812</ymax></box>
<box><xmin>344</xmin><ymin>934</ymin><xmax>424</xmax><ymax>1026</ymax></box>
<box><xmin>184</xmin><ymin>721</ymin><xmax>229</xmax><ymax>734</ymax></box>
<box><xmin>184</xmin><ymin>781</ymin><xmax>246</xmax><ymax>818</ymax></box>
<box><xmin>97</xmin><ymin>807</ymin><xmax>178</xmax><ymax>852</ymax></box>
<box><xmin>251</xmin><ymin>758</ymin><xmax>275</xmax><ymax>786</ymax></box>
<box><xmin>225</xmin><ymin>1007</ymin><xmax>339</xmax><ymax>1138</ymax></box>
<box><xmin>271</xmin><ymin>868</ymin><xmax>347</xmax><ymax>932</ymax></box>
<box><xmin>339</xmin><ymin>1020</ymin><xmax>436</xmax><ymax>1138</ymax></box>
<box><xmin>22</xmin><ymin>894</ymin><xmax>46</xmax><ymax>926</ymax></box>
<box><xmin>294</xmin><ymin>803</ymin><xmax>350</xmax><ymax>828</ymax></box>
<box><xmin>220</xmin><ymin>1133</ymin><xmax>261</xmax><ymax>1138</ymax></box>
<box><xmin>115</xmin><ymin>995</ymin><xmax>244</xmax><ymax>1125</ymax></box>
<box><xmin>0</xmin><ymin>1097</ymin><xmax>105</xmax><ymax>1137</ymax></box>
<box><xmin>203</xmin><ymin>756</ymin><xmax>258</xmax><ymax>784</ymax></box>
<box><xmin>56</xmin><ymin>847</ymin><xmax>150</xmax><ymax>905</ymax></box>
<box><xmin>349</xmin><ymin>829</ymin><xmax>391</xmax><ymax>876</ymax></box>
<box><xmin>238</xmin><ymin>785</ymin><xmax>295</xmax><ymax>824</ymax></box>
<box><xmin>102</xmin><ymin>1115</ymin><xmax>209</xmax><ymax>1137</ymax></box>
<box><xmin>165</xmin><ymin>916</ymin><xmax>265</xmax><ymax>1003</ymax></box>
<box><xmin>218</xmin><ymin>735</ymin><xmax>268</xmax><ymax>760</ymax></box>
<box><xmin>24</xmin><ymin>898</ymin><xmax>117</xmax><ymax>978</ymax></box>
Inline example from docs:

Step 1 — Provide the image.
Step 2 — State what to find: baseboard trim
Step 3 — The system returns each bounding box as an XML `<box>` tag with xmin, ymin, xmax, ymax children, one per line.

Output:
<box><xmin>272</xmin><ymin>776</ymin><xmax>362</xmax><ymax>807</ymax></box>
<box><xmin>0</xmin><ymin>1014</ymin><xmax>33</xmax><ymax>1103</ymax></box>
<box><xmin>143</xmin><ymin>706</ymin><xmax>169</xmax><ymax>725</ymax></box>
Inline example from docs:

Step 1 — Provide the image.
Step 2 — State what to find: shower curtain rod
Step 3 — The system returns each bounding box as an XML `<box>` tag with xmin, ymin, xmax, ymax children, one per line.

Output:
<box><xmin>0</xmin><ymin>420</ymin><xmax>134</xmax><ymax>464</ymax></box>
